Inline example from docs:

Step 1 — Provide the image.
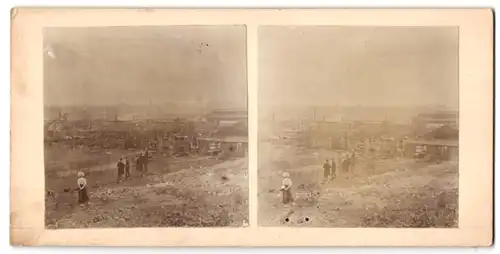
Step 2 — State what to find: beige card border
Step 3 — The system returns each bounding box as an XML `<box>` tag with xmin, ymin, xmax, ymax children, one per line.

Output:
<box><xmin>10</xmin><ymin>8</ymin><xmax>493</xmax><ymax>247</ymax></box>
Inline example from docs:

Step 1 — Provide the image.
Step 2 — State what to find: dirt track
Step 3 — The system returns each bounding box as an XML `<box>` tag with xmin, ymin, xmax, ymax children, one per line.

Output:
<box><xmin>45</xmin><ymin>147</ymin><xmax>249</xmax><ymax>228</ymax></box>
<box><xmin>258</xmin><ymin>140</ymin><xmax>458</xmax><ymax>227</ymax></box>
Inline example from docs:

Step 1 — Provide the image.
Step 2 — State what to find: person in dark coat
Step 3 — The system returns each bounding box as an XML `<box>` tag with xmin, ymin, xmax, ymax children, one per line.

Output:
<box><xmin>117</xmin><ymin>158</ymin><xmax>125</xmax><ymax>183</ymax></box>
<box><xmin>330</xmin><ymin>159</ymin><xmax>337</xmax><ymax>180</ymax></box>
<box><xmin>342</xmin><ymin>156</ymin><xmax>351</xmax><ymax>173</ymax></box>
<box><xmin>143</xmin><ymin>149</ymin><xmax>149</xmax><ymax>173</ymax></box>
<box><xmin>125</xmin><ymin>157</ymin><xmax>131</xmax><ymax>179</ymax></box>
<box><xmin>322</xmin><ymin>159</ymin><xmax>331</xmax><ymax>182</ymax></box>
<box><xmin>350</xmin><ymin>152</ymin><xmax>356</xmax><ymax>172</ymax></box>
<box><xmin>135</xmin><ymin>153</ymin><xmax>142</xmax><ymax>171</ymax></box>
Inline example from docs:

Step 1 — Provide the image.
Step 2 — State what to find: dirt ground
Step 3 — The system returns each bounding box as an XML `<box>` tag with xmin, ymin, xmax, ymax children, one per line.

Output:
<box><xmin>45</xmin><ymin>145</ymin><xmax>249</xmax><ymax>228</ymax></box>
<box><xmin>258</xmin><ymin>140</ymin><xmax>458</xmax><ymax>227</ymax></box>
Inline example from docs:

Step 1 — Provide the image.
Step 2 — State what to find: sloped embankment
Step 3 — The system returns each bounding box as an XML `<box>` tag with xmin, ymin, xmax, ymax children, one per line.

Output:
<box><xmin>47</xmin><ymin>157</ymin><xmax>249</xmax><ymax>228</ymax></box>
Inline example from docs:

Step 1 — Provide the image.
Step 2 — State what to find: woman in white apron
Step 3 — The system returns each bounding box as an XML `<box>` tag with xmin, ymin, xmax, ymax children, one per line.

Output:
<box><xmin>77</xmin><ymin>171</ymin><xmax>89</xmax><ymax>204</ymax></box>
<box><xmin>280</xmin><ymin>172</ymin><xmax>294</xmax><ymax>205</ymax></box>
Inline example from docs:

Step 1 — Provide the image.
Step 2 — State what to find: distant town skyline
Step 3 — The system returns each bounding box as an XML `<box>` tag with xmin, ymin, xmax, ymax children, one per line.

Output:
<box><xmin>43</xmin><ymin>26</ymin><xmax>247</xmax><ymax>108</ymax></box>
<box><xmin>43</xmin><ymin>99</ymin><xmax>247</xmax><ymax>109</ymax></box>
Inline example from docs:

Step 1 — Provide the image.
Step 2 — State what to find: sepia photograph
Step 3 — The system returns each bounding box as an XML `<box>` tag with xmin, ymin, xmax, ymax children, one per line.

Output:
<box><xmin>10</xmin><ymin>8</ymin><xmax>492</xmax><ymax>246</ymax></box>
<box><xmin>258</xmin><ymin>26</ymin><xmax>460</xmax><ymax>227</ymax></box>
<box><xmin>43</xmin><ymin>26</ymin><xmax>249</xmax><ymax>228</ymax></box>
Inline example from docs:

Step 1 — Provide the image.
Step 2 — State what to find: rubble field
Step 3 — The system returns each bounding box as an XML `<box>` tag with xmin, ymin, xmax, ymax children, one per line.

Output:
<box><xmin>258</xmin><ymin>141</ymin><xmax>458</xmax><ymax>227</ymax></box>
<box><xmin>45</xmin><ymin>146</ymin><xmax>249</xmax><ymax>228</ymax></box>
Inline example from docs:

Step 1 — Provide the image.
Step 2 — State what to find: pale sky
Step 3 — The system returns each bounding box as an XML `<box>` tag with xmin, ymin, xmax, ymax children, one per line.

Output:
<box><xmin>258</xmin><ymin>26</ymin><xmax>459</xmax><ymax>109</ymax></box>
<box><xmin>43</xmin><ymin>26</ymin><xmax>247</xmax><ymax>108</ymax></box>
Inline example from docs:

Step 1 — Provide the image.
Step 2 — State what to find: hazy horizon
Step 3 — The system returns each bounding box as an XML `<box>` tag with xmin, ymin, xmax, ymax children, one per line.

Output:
<box><xmin>43</xmin><ymin>100</ymin><xmax>248</xmax><ymax>109</ymax></box>
<box><xmin>259</xmin><ymin>26</ymin><xmax>459</xmax><ymax>110</ymax></box>
<box><xmin>43</xmin><ymin>26</ymin><xmax>247</xmax><ymax>108</ymax></box>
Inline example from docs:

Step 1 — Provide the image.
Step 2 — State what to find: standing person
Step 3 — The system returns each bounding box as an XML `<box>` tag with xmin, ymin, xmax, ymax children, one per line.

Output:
<box><xmin>322</xmin><ymin>159</ymin><xmax>331</xmax><ymax>182</ymax></box>
<box><xmin>342</xmin><ymin>154</ymin><xmax>351</xmax><ymax>173</ymax></box>
<box><xmin>125</xmin><ymin>157</ymin><xmax>131</xmax><ymax>179</ymax></box>
<box><xmin>117</xmin><ymin>158</ymin><xmax>125</xmax><ymax>183</ymax></box>
<box><xmin>135</xmin><ymin>152</ymin><xmax>144</xmax><ymax>177</ymax></box>
<box><xmin>330</xmin><ymin>158</ymin><xmax>337</xmax><ymax>180</ymax></box>
<box><xmin>442</xmin><ymin>146</ymin><xmax>449</xmax><ymax>161</ymax></box>
<box><xmin>143</xmin><ymin>149</ymin><xmax>149</xmax><ymax>174</ymax></box>
<box><xmin>350</xmin><ymin>151</ymin><xmax>356</xmax><ymax>173</ymax></box>
<box><xmin>135</xmin><ymin>152</ymin><xmax>142</xmax><ymax>172</ymax></box>
<box><xmin>77</xmin><ymin>171</ymin><xmax>89</xmax><ymax>204</ymax></box>
<box><xmin>397</xmin><ymin>140</ymin><xmax>404</xmax><ymax>158</ymax></box>
<box><xmin>280</xmin><ymin>172</ymin><xmax>294</xmax><ymax>205</ymax></box>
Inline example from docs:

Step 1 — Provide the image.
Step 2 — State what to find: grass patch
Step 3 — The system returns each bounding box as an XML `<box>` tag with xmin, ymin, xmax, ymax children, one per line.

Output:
<box><xmin>361</xmin><ymin>188</ymin><xmax>458</xmax><ymax>228</ymax></box>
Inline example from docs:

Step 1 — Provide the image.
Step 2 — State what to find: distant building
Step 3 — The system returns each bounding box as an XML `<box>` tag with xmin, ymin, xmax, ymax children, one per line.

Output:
<box><xmin>198</xmin><ymin>109</ymin><xmax>248</xmax><ymax>157</ymax></box>
<box><xmin>412</xmin><ymin>111</ymin><xmax>459</xmax><ymax>137</ymax></box>
<box><xmin>403</xmin><ymin>139</ymin><xmax>459</xmax><ymax>161</ymax></box>
<box><xmin>116</xmin><ymin>113</ymin><xmax>136</xmax><ymax>122</ymax></box>
<box><xmin>405</xmin><ymin>113</ymin><xmax>459</xmax><ymax>161</ymax></box>
<box><xmin>198</xmin><ymin>136</ymin><xmax>248</xmax><ymax>157</ymax></box>
<box><xmin>45</xmin><ymin>121</ymin><xmax>63</xmax><ymax>138</ymax></box>
<box><xmin>104</xmin><ymin>106</ymin><xmax>119</xmax><ymax>121</ymax></box>
<box><xmin>205</xmin><ymin>109</ymin><xmax>248</xmax><ymax>126</ymax></box>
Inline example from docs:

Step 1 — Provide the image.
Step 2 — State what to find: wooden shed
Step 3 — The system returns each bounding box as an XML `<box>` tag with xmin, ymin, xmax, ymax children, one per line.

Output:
<box><xmin>403</xmin><ymin>139</ymin><xmax>459</xmax><ymax>161</ymax></box>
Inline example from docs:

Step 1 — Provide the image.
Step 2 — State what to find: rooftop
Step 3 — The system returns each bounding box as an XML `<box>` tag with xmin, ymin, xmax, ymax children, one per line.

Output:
<box><xmin>198</xmin><ymin>136</ymin><xmax>248</xmax><ymax>143</ymax></box>
<box><xmin>404</xmin><ymin>139</ymin><xmax>459</xmax><ymax>147</ymax></box>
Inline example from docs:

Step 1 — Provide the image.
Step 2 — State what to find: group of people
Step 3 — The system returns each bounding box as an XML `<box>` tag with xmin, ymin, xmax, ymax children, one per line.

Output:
<box><xmin>341</xmin><ymin>151</ymin><xmax>356</xmax><ymax>173</ymax></box>
<box><xmin>277</xmin><ymin>151</ymin><xmax>359</xmax><ymax>206</ymax></box>
<box><xmin>322</xmin><ymin>159</ymin><xmax>337</xmax><ymax>182</ymax></box>
<box><xmin>322</xmin><ymin>151</ymin><xmax>357</xmax><ymax>181</ymax></box>
<box><xmin>117</xmin><ymin>149</ymin><xmax>150</xmax><ymax>182</ymax></box>
<box><xmin>74</xmin><ymin>149</ymin><xmax>151</xmax><ymax>204</ymax></box>
<box><xmin>116</xmin><ymin>157</ymin><xmax>131</xmax><ymax>182</ymax></box>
